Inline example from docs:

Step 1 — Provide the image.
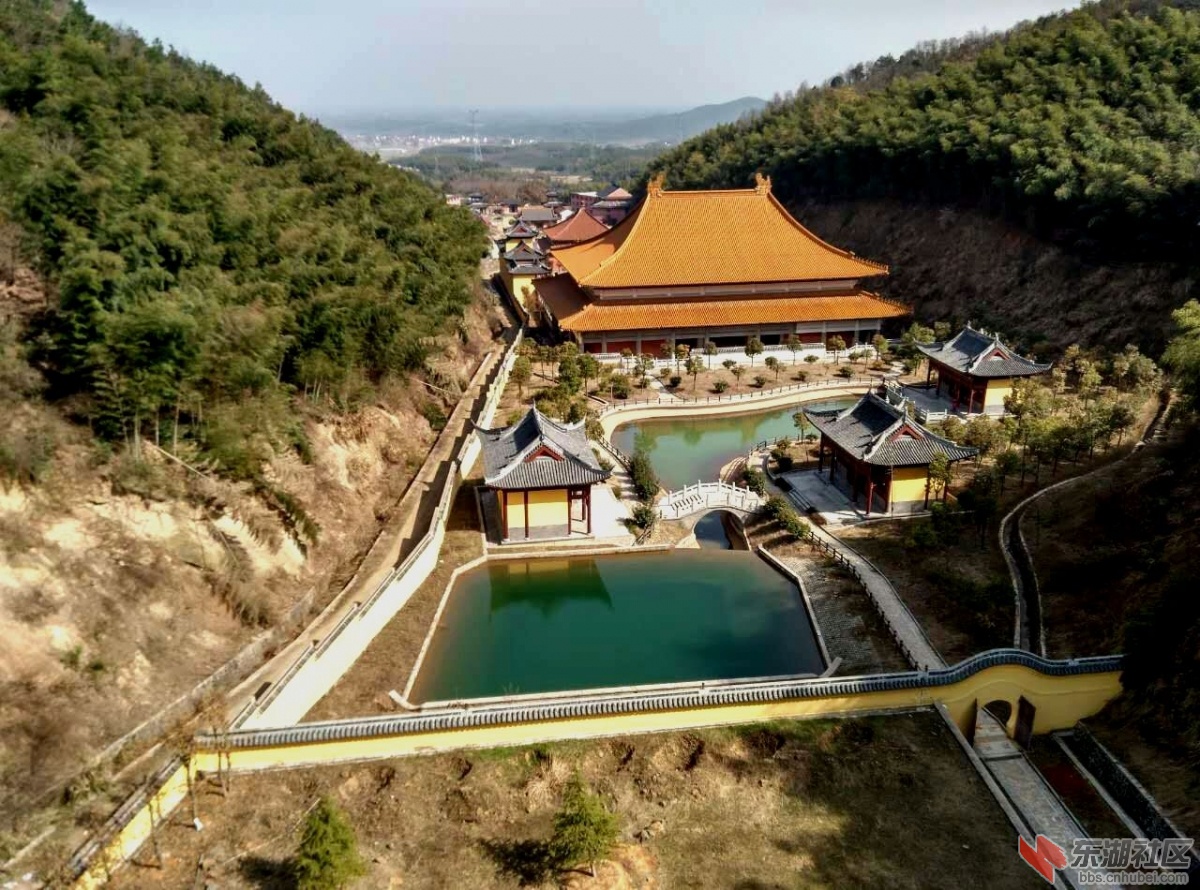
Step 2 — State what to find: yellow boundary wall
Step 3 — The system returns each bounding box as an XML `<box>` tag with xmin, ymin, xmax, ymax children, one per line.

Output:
<box><xmin>69</xmin><ymin>655</ymin><xmax>1120</xmax><ymax>888</ymax></box>
<box><xmin>194</xmin><ymin>661</ymin><xmax>1121</xmax><ymax>773</ymax></box>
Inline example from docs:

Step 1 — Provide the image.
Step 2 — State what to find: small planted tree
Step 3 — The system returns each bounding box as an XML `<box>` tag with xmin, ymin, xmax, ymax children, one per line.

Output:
<box><xmin>674</xmin><ymin>343</ymin><xmax>690</xmax><ymax>373</ymax></box>
<box><xmin>619</xmin><ymin>347</ymin><xmax>633</xmax><ymax>370</ymax></box>
<box><xmin>628</xmin><ymin>450</ymin><xmax>659</xmax><ymax>501</ymax></box>
<box><xmin>686</xmin><ymin>354</ymin><xmax>704</xmax><ymax>392</ymax></box>
<box><xmin>549</xmin><ymin>774</ymin><xmax>620</xmax><ymax>878</ymax></box>
<box><xmin>703</xmin><ymin>339</ymin><xmax>718</xmax><ymax>369</ymax></box>
<box><xmin>828</xmin><ymin>335</ymin><xmax>847</xmax><ymax>364</ymax></box>
<box><xmin>295</xmin><ymin>797</ymin><xmax>365</xmax><ymax>890</ymax></box>
<box><xmin>804</xmin><ymin>353</ymin><xmax>820</xmax><ymax>366</ymax></box>
<box><xmin>764</xmin><ymin>355</ymin><xmax>780</xmax><ymax>381</ymax></box>
<box><xmin>785</xmin><ymin>333</ymin><xmax>801</xmax><ymax>364</ymax></box>
<box><xmin>928</xmin><ymin>451</ymin><xmax>953</xmax><ymax>502</ymax></box>
<box><xmin>712</xmin><ymin>379</ymin><xmax>729</xmax><ymax>393</ymax></box>
<box><xmin>872</xmin><ymin>332</ymin><xmax>888</xmax><ymax>360</ymax></box>
<box><xmin>511</xmin><ymin>355</ymin><xmax>532</xmax><ymax>399</ymax></box>
<box><xmin>722</xmin><ymin>358</ymin><xmax>736</xmax><ymax>372</ymax></box>
<box><xmin>731</xmin><ymin>364</ymin><xmax>745</xmax><ymax>390</ymax></box>
<box><xmin>579</xmin><ymin>354</ymin><xmax>600</xmax><ymax>395</ymax></box>
<box><xmin>744</xmin><ymin>337</ymin><xmax>764</xmax><ymax>366</ymax></box>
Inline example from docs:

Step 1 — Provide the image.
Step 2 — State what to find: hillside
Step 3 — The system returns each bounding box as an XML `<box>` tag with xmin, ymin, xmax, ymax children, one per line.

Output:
<box><xmin>0</xmin><ymin>0</ymin><xmax>501</xmax><ymax>843</ymax></box>
<box><xmin>643</xmin><ymin>1</ymin><xmax>1200</xmax><ymax>351</ymax></box>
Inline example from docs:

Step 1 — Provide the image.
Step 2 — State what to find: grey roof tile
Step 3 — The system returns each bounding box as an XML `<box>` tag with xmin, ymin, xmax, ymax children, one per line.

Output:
<box><xmin>479</xmin><ymin>408</ymin><xmax>610</xmax><ymax>489</ymax></box>
<box><xmin>916</xmin><ymin>327</ymin><xmax>1051</xmax><ymax>378</ymax></box>
<box><xmin>804</xmin><ymin>394</ymin><xmax>977</xmax><ymax>466</ymax></box>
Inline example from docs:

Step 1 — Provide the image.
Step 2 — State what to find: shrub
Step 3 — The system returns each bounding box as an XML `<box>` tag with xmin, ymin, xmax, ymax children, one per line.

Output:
<box><xmin>669</xmin><ymin>375</ymin><xmax>682</xmax><ymax>388</ymax></box>
<box><xmin>763</xmin><ymin>495</ymin><xmax>791</xmax><ymax>520</ymax></box>
<box><xmin>781</xmin><ymin>511</ymin><xmax>810</xmax><ymax>539</ymax></box>
<box><xmin>743</xmin><ymin>467</ymin><xmax>766</xmax><ymax>495</ymax></box>
<box><xmin>610</xmin><ymin>373</ymin><xmax>631</xmax><ymax>399</ymax></box>
<box><xmin>294</xmin><ymin>796</ymin><xmax>365</xmax><ymax>890</ymax></box>
<box><xmin>628</xmin><ymin>450</ymin><xmax>659</xmax><ymax>501</ymax></box>
<box><xmin>712</xmin><ymin>380</ymin><xmax>729</xmax><ymax>393</ymax></box>
<box><xmin>421</xmin><ymin>401</ymin><xmax>448</xmax><ymax>431</ymax></box>
<box><xmin>629</xmin><ymin>502</ymin><xmax>657</xmax><ymax>530</ymax></box>
<box><xmin>793</xmin><ymin>370</ymin><xmax>808</xmax><ymax>382</ymax></box>
<box><xmin>805</xmin><ymin>354</ymin><xmax>820</xmax><ymax>365</ymax></box>
<box><xmin>770</xmin><ymin>446</ymin><xmax>794</xmax><ymax>472</ymax></box>
<box><xmin>836</xmin><ymin>365</ymin><xmax>854</xmax><ymax>379</ymax></box>
<box><xmin>753</xmin><ymin>374</ymin><xmax>768</xmax><ymax>388</ymax></box>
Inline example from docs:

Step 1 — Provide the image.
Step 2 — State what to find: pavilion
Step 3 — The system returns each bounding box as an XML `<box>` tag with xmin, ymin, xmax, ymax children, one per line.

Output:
<box><xmin>804</xmin><ymin>393</ymin><xmax>977</xmax><ymax>515</ymax></box>
<box><xmin>478</xmin><ymin>407</ymin><xmax>611</xmax><ymax>542</ymax></box>
<box><xmin>535</xmin><ymin>174</ymin><xmax>908</xmax><ymax>356</ymax></box>
<box><xmin>916</xmin><ymin>326</ymin><xmax>1051</xmax><ymax>416</ymax></box>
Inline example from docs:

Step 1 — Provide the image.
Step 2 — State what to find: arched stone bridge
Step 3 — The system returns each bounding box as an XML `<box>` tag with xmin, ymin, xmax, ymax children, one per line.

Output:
<box><xmin>658</xmin><ymin>481</ymin><xmax>765</xmax><ymax>521</ymax></box>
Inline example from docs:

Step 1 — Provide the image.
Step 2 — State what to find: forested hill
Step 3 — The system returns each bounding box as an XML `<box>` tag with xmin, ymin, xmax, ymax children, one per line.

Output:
<box><xmin>0</xmin><ymin>0</ymin><xmax>487</xmax><ymax>474</ymax></box>
<box><xmin>642</xmin><ymin>1</ymin><xmax>1200</xmax><ymax>348</ymax></box>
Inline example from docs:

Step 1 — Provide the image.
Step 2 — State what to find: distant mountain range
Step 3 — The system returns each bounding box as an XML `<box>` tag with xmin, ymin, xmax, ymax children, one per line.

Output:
<box><xmin>325</xmin><ymin>97</ymin><xmax>767</xmax><ymax>147</ymax></box>
<box><xmin>606</xmin><ymin>97</ymin><xmax>767</xmax><ymax>144</ymax></box>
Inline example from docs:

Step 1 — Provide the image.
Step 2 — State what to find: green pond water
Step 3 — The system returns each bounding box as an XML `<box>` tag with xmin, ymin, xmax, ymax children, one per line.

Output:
<box><xmin>611</xmin><ymin>397</ymin><xmax>856</xmax><ymax>489</ymax></box>
<box><xmin>409</xmin><ymin>550</ymin><xmax>823</xmax><ymax>702</ymax></box>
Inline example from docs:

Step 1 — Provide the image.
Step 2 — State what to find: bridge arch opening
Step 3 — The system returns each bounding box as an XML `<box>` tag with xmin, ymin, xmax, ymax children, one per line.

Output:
<box><xmin>692</xmin><ymin>510</ymin><xmax>748</xmax><ymax>550</ymax></box>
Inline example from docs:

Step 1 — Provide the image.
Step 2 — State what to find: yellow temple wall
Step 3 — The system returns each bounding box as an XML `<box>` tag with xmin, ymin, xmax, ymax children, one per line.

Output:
<box><xmin>984</xmin><ymin>378</ymin><xmax>1013</xmax><ymax>410</ymax></box>
<box><xmin>505</xmin><ymin>488</ymin><xmax>569</xmax><ymax>534</ymax></box>
<box><xmin>890</xmin><ymin>466</ymin><xmax>929</xmax><ymax>505</ymax></box>
<box><xmin>527</xmin><ymin>488</ymin><xmax>568</xmax><ymax>527</ymax></box>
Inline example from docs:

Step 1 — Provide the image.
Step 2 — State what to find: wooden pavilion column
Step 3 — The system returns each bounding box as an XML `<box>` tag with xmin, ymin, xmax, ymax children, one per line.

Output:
<box><xmin>967</xmin><ymin>388</ymin><xmax>975</xmax><ymax>415</ymax></box>
<box><xmin>817</xmin><ymin>437</ymin><xmax>825</xmax><ymax>471</ymax></box>
<box><xmin>865</xmin><ymin>473</ymin><xmax>875</xmax><ymax>517</ymax></box>
<box><xmin>585</xmin><ymin>486</ymin><xmax>592</xmax><ymax>535</ymax></box>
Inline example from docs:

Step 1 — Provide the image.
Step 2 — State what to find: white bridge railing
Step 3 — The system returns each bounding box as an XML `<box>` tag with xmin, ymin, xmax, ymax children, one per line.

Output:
<box><xmin>658</xmin><ymin>480</ymin><xmax>765</xmax><ymax>521</ymax></box>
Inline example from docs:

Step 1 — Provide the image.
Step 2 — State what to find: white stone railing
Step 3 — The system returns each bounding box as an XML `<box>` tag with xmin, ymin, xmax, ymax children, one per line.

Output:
<box><xmin>594</xmin><ymin>375</ymin><xmax>878</xmax><ymax>421</ymax></box>
<box><xmin>657</xmin><ymin>480</ymin><xmax>765</xmax><ymax>521</ymax></box>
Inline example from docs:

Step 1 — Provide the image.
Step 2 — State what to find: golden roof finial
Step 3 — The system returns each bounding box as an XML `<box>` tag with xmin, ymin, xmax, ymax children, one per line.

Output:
<box><xmin>755</xmin><ymin>171</ymin><xmax>772</xmax><ymax>194</ymax></box>
<box><xmin>648</xmin><ymin>173</ymin><xmax>666</xmax><ymax>196</ymax></box>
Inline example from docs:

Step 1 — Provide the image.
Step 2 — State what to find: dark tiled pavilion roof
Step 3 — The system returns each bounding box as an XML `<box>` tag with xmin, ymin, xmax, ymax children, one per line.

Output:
<box><xmin>478</xmin><ymin>408</ymin><xmax>611</xmax><ymax>490</ymax></box>
<box><xmin>805</xmin><ymin>394</ymin><xmax>977</xmax><ymax>467</ymax></box>
<box><xmin>916</xmin><ymin>326</ymin><xmax>1051</xmax><ymax>378</ymax></box>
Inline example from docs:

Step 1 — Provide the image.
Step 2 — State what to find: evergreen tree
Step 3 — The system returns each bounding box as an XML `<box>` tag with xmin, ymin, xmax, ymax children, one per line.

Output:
<box><xmin>549</xmin><ymin>774</ymin><xmax>619</xmax><ymax>878</ymax></box>
<box><xmin>295</xmin><ymin>797</ymin><xmax>366</xmax><ymax>890</ymax></box>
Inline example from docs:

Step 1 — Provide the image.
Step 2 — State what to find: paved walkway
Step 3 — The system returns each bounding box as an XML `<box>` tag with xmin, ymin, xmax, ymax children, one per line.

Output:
<box><xmin>974</xmin><ymin>714</ymin><xmax>1115</xmax><ymax>889</ymax></box>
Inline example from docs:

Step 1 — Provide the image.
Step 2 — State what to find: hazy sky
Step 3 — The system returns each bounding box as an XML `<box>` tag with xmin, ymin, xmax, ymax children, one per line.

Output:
<box><xmin>88</xmin><ymin>0</ymin><xmax>1082</xmax><ymax>114</ymax></box>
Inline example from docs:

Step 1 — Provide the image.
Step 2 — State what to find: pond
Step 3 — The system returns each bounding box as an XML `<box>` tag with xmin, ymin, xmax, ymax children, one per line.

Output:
<box><xmin>408</xmin><ymin>550</ymin><xmax>824</xmax><ymax>703</ymax></box>
<box><xmin>611</xmin><ymin>397</ymin><xmax>857</xmax><ymax>490</ymax></box>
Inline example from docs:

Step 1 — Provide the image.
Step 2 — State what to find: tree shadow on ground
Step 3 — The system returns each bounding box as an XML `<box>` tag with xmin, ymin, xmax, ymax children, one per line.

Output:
<box><xmin>479</xmin><ymin>838</ymin><xmax>557</xmax><ymax>885</ymax></box>
<box><xmin>237</xmin><ymin>855</ymin><xmax>296</xmax><ymax>889</ymax></box>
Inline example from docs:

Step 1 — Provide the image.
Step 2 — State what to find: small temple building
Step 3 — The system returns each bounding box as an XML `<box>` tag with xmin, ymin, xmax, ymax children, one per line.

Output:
<box><xmin>542</xmin><ymin>208</ymin><xmax>609</xmax><ymax>247</ymax></box>
<box><xmin>916</xmin><ymin>326</ymin><xmax>1051</xmax><ymax>416</ymax></box>
<box><xmin>804</xmin><ymin>394</ymin><xmax>977</xmax><ymax>515</ymax></box>
<box><xmin>498</xmin><ymin>220</ymin><xmax>542</xmax><ymax>252</ymax></box>
<box><xmin>478</xmin><ymin>408</ymin><xmax>611</xmax><ymax>542</ymax></box>
<box><xmin>589</xmin><ymin>186</ymin><xmax>635</xmax><ymax>225</ymax></box>
<box><xmin>535</xmin><ymin>174</ymin><xmax>908</xmax><ymax>355</ymax></box>
<box><xmin>499</xmin><ymin>241</ymin><xmax>550</xmax><ymax>318</ymax></box>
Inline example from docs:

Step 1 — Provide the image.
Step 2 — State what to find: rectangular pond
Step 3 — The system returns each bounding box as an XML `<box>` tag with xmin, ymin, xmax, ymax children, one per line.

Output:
<box><xmin>408</xmin><ymin>550</ymin><xmax>824</xmax><ymax>703</ymax></box>
<box><xmin>611</xmin><ymin>397</ymin><xmax>857</xmax><ymax>490</ymax></box>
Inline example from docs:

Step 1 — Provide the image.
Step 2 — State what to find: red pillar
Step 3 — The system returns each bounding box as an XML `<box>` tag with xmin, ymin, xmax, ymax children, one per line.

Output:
<box><xmin>866</xmin><ymin>475</ymin><xmax>874</xmax><ymax>517</ymax></box>
<box><xmin>586</xmin><ymin>486</ymin><xmax>592</xmax><ymax>535</ymax></box>
<box><xmin>967</xmin><ymin>388</ymin><xmax>975</xmax><ymax>415</ymax></box>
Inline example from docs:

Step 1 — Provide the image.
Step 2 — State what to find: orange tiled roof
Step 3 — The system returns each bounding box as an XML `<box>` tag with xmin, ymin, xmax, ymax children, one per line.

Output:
<box><xmin>551</xmin><ymin>174</ymin><xmax>888</xmax><ymax>289</ymax></box>
<box><xmin>534</xmin><ymin>275</ymin><xmax>908</xmax><ymax>333</ymax></box>
<box><xmin>542</xmin><ymin>209</ymin><xmax>609</xmax><ymax>244</ymax></box>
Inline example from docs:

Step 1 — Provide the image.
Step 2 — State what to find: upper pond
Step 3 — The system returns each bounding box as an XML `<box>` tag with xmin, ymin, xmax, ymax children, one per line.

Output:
<box><xmin>611</xmin><ymin>397</ymin><xmax>857</xmax><ymax>489</ymax></box>
<box><xmin>408</xmin><ymin>550</ymin><xmax>824</xmax><ymax>703</ymax></box>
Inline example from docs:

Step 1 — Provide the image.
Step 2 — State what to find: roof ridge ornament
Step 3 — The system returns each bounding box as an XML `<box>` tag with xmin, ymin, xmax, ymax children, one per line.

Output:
<box><xmin>647</xmin><ymin>173</ymin><xmax>666</xmax><ymax>196</ymax></box>
<box><xmin>755</xmin><ymin>171</ymin><xmax>772</xmax><ymax>194</ymax></box>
